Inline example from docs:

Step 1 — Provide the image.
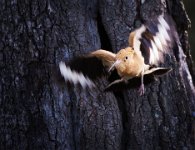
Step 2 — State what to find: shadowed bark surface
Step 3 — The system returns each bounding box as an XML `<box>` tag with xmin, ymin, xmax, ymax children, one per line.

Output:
<box><xmin>0</xmin><ymin>0</ymin><xmax>195</xmax><ymax>150</ymax></box>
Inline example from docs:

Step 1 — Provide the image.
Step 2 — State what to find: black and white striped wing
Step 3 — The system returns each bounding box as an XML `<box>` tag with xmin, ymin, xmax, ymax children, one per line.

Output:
<box><xmin>59</xmin><ymin>49</ymin><xmax>116</xmax><ymax>88</ymax></box>
<box><xmin>129</xmin><ymin>14</ymin><xmax>177</xmax><ymax>65</ymax></box>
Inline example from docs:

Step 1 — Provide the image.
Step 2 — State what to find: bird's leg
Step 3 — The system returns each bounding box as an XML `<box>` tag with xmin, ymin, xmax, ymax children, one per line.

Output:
<box><xmin>138</xmin><ymin>69</ymin><xmax>145</xmax><ymax>96</ymax></box>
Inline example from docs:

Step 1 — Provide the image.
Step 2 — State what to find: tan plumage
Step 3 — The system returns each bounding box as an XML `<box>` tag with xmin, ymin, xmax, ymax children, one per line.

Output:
<box><xmin>90</xmin><ymin>47</ymin><xmax>150</xmax><ymax>95</ymax></box>
<box><xmin>90</xmin><ymin>50</ymin><xmax>116</xmax><ymax>68</ymax></box>
<box><xmin>88</xmin><ymin>48</ymin><xmax>145</xmax><ymax>79</ymax></box>
<box><xmin>115</xmin><ymin>47</ymin><xmax>145</xmax><ymax>79</ymax></box>
<box><xmin>59</xmin><ymin>14</ymin><xmax>176</xmax><ymax>95</ymax></box>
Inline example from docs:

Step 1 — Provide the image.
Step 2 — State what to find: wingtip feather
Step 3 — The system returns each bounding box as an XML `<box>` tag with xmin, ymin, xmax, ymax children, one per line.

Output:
<box><xmin>136</xmin><ymin>14</ymin><xmax>176</xmax><ymax>65</ymax></box>
<box><xmin>59</xmin><ymin>61</ymin><xmax>95</xmax><ymax>89</ymax></box>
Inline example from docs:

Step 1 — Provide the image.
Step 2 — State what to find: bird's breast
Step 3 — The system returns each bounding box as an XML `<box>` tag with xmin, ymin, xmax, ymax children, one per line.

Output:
<box><xmin>116</xmin><ymin>62</ymin><xmax>143</xmax><ymax>79</ymax></box>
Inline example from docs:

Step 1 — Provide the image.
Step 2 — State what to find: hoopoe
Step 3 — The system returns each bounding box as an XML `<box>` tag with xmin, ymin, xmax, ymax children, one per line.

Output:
<box><xmin>59</xmin><ymin>14</ymin><xmax>177</xmax><ymax>95</ymax></box>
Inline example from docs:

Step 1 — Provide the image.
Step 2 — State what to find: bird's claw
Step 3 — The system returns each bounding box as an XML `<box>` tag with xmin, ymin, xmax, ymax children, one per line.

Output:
<box><xmin>138</xmin><ymin>84</ymin><xmax>145</xmax><ymax>96</ymax></box>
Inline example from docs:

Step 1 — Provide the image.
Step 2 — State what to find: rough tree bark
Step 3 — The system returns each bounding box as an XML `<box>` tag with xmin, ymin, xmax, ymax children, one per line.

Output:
<box><xmin>0</xmin><ymin>0</ymin><xmax>195</xmax><ymax>150</ymax></box>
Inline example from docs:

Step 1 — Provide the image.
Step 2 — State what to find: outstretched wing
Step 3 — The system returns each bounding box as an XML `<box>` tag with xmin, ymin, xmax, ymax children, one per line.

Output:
<box><xmin>59</xmin><ymin>49</ymin><xmax>116</xmax><ymax>88</ymax></box>
<box><xmin>129</xmin><ymin>14</ymin><xmax>177</xmax><ymax>65</ymax></box>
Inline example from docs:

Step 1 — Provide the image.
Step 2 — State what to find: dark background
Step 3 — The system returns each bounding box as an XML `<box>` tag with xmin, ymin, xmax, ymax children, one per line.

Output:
<box><xmin>184</xmin><ymin>0</ymin><xmax>195</xmax><ymax>60</ymax></box>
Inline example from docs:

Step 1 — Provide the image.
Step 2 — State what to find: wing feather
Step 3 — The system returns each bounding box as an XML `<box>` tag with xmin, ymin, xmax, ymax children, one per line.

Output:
<box><xmin>90</xmin><ymin>49</ymin><xmax>116</xmax><ymax>68</ymax></box>
<box><xmin>129</xmin><ymin>14</ymin><xmax>177</xmax><ymax>65</ymax></box>
<box><xmin>59</xmin><ymin>49</ymin><xmax>116</xmax><ymax>88</ymax></box>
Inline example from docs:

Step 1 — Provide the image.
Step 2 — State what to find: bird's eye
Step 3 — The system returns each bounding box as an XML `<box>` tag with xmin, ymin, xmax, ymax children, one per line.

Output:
<box><xmin>125</xmin><ymin>56</ymin><xmax>128</xmax><ymax>60</ymax></box>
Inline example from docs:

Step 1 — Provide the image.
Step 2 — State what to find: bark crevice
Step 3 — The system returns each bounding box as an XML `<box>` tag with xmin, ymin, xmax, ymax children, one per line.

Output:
<box><xmin>97</xmin><ymin>12</ymin><xmax>112</xmax><ymax>52</ymax></box>
<box><xmin>97</xmin><ymin>10</ymin><xmax>130</xmax><ymax>150</ymax></box>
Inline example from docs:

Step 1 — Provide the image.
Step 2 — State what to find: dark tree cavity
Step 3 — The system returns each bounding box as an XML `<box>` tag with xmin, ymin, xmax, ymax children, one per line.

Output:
<box><xmin>0</xmin><ymin>0</ymin><xmax>195</xmax><ymax>150</ymax></box>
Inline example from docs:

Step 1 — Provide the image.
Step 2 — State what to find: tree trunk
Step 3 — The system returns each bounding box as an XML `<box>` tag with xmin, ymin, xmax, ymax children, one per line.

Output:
<box><xmin>0</xmin><ymin>0</ymin><xmax>195</xmax><ymax>150</ymax></box>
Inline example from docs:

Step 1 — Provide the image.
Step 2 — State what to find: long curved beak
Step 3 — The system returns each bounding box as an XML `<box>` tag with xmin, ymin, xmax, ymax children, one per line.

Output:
<box><xmin>109</xmin><ymin>60</ymin><xmax>121</xmax><ymax>72</ymax></box>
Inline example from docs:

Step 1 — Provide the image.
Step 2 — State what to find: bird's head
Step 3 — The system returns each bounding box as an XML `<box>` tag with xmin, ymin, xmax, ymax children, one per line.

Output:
<box><xmin>109</xmin><ymin>47</ymin><xmax>135</xmax><ymax>72</ymax></box>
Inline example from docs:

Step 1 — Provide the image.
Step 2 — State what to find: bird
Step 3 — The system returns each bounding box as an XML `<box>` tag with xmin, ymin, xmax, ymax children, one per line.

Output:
<box><xmin>59</xmin><ymin>14</ymin><xmax>177</xmax><ymax>95</ymax></box>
